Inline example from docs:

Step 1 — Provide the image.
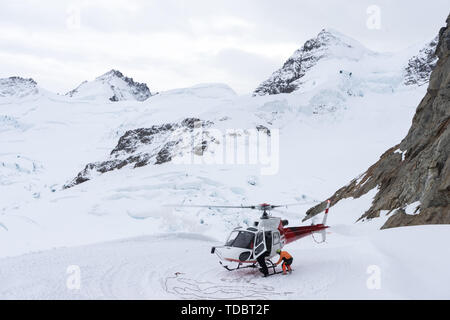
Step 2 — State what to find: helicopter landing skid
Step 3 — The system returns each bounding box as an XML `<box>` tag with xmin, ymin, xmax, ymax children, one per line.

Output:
<box><xmin>220</xmin><ymin>261</ymin><xmax>258</xmax><ymax>271</ymax></box>
<box><xmin>220</xmin><ymin>258</ymin><xmax>281</xmax><ymax>275</ymax></box>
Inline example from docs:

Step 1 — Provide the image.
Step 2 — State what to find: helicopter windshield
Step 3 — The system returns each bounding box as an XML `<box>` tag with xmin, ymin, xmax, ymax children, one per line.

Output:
<box><xmin>225</xmin><ymin>231</ymin><xmax>255</xmax><ymax>249</ymax></box>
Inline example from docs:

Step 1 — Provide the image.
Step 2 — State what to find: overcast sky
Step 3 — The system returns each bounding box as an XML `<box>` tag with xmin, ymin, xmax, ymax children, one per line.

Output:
<box><xmin>0</xmin><ymin>0</ymin><xmax>448</xmax><ymax>94</ymax></box>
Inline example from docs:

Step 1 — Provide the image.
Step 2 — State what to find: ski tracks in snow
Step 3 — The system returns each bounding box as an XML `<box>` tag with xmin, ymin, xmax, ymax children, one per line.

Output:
<box><xmin>163</xmin><ymin>272</ymin><xmax>291</xmax><ymax>300</ymax></box>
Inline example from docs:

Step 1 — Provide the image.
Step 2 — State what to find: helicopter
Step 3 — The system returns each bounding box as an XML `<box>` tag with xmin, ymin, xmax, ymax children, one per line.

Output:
<box><xmin>170</xmin><ymin>200</ymin><xmax>331</xmax><ymax>274</ymax></box>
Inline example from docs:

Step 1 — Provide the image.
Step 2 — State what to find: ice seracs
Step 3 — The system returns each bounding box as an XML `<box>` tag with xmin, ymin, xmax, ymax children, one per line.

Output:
<box><xmin>66</xmin><ymin>69</ymin><xmax>152</xmax><ymax>102</ymax></box>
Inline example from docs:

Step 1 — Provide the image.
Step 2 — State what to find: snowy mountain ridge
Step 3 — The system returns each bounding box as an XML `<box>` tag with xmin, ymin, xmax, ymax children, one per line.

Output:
<box><xmin>254</xmin><ymin>28</ymin><xmax>438</xmax><ymax>96</ymax></box>
<box><xmin>253</xmin><ymin>28</ymin><xmax>375</xmax><ymax>96</ymax></box>
<box><xmin>0</xmin><ymin>77</ymin><xmax>39</xmax><ymax>99</ymax></box>
<box><xmin>66</xmin><ymin>69</ymin><xmax>152</xmax><ymax>102</ymax></box>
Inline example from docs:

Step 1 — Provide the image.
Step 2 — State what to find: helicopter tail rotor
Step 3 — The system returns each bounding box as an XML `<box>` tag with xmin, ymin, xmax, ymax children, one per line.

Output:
<box><xmin>322</xmin><ymin>200</ymin><xmax>331</xmax><ymax>226</ymax></box>
<box><xmin>319</xmin><ymin>200</ymin><xmax>331</xmax><ymax>242</ymax></box>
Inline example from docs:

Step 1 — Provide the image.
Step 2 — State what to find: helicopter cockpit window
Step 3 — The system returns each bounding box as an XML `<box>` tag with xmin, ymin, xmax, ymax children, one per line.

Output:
<box><xmin>225</xmin><ymin>231</ymin><xmax>255</xmax><ymax>249</ymax></box>
<box><xmin>255</xmin><ymin>231</ymin><xmax>264</xmax><ymax>245</ymax></box>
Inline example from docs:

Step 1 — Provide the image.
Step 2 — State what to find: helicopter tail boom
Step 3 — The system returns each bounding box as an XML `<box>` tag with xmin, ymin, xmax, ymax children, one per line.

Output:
<box><xmin>281</xmin><ymin>199</ymin><xmax>330</xmax><ymax>244</ymax></box>
<box><xmin>282</xmin><ymin>224</ymin><xmax>329</xmax><ymax>244</ymax></box>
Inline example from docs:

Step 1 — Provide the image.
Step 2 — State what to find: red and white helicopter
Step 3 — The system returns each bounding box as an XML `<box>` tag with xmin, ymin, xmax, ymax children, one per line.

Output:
<box><xmin>173</xmin><ymin>200</ymin><xmax>331</xmax><ymax>274</ymax></box>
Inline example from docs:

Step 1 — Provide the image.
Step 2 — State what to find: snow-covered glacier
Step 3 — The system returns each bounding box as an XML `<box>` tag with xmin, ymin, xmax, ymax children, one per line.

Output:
<box><xmin>0</xmin><ymin>27</ymin><xmax>447</xmax><ymax>299</ymax></box>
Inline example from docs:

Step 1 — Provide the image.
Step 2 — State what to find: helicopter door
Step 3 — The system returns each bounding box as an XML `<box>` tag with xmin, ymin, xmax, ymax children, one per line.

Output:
<box><xmin>253</xmin><ymin>230</ymin><xmax>266</xmax><ymax>259</ymax></box>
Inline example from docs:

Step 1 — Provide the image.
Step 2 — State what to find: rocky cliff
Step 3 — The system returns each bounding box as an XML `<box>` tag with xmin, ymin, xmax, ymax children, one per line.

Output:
<box><xmin>304</xmin><ymin>14</ymin><xmax>450</xmax><ymax>229</ymax></box>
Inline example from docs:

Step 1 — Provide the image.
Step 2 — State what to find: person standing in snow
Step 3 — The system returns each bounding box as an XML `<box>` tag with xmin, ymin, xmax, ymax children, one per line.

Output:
<box><xmin>275</xmin><ymin>249</ymin><xmax>293</xmax><ymax>275</ymax></box>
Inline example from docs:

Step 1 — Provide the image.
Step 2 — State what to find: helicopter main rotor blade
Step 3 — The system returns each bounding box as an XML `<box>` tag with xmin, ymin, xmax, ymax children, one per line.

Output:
<box><xmin>164</xmin><ymin>204</ymin><xmax>256</xmax><ymax>209</ymax></box>
<box><xmin>270</xmin><ymin>201</ymin><xmax>319</xmax><ymax>208</ymax></box>
<box><xmin>271</xmin><ymin>208</ymin><xmax>305</xmax><ymax>216</ymax></box>
<box><xmin>164</xmin><ymin>200</ymin><xmax>319</xmax><ymax>210</ymax></box>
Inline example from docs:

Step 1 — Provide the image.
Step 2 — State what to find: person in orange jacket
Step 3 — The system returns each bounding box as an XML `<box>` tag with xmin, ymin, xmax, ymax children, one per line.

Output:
<box><xmin>275</xmin><ymin>249</ymin><xmax>293</xmax><ymax>275</ymax></box>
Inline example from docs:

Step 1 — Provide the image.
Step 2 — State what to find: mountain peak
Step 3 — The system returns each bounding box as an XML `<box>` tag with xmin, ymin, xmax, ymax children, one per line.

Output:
<box><xmin>254</xmin><ymin>28</ymin><xmax>370</xmax><ymax>96</ymax></box>
<box><xmin>0</xmin><ymin>76</ymin><xmax>38</xmax><ymax>98</ymax></box>
<box><xmin>310</xmin><ymin>28</ymin><xmax>364</xmax><ymax>47</ymax></box>
<box><xmin>96</xmin><ymin>69</ymin><xmax>125</xmax><ymax>81</ymax></box>
<box><xmin>316</xmin><ymin>27</ymin><xmax>346</xmax><ymax>39</ymax></box>
<box><xmin>67</xmin><ymin>69</ymin><xmax>152</xmax><ymax>102</ymax></box>
<box><xmin>318</xmin><ymin>27</ymin><xmax>353</xmax><ymax>39</ymax></box>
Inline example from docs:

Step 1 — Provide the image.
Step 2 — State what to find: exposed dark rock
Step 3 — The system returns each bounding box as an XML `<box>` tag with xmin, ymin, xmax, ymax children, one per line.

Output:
<box><xmin>404</xmin><ymin>36</ymin><xmax>439</xmax><ymax>86</ymax></box>
<box><xmin>155</xmin><ymin>141</ymin><xmax>179</xmax><ymax>164</ymax></box>
<box><xmin>304</xmin><ymin>14</ymin><xmax>450</xmax><ymax>229</ymax></box>
<box><xmin>181</xmin><ymin>117</ymin><xmax>203</xmax><ymax>129</ymax></box>
<box><xmin>64</xmin><ymin>118</ymin><xmax>214</xmax><ymax>188</ymax></box>
<box><xmin>256</xmin><ymin>125</ymin><xmax>271</xmax><ymax>136</ymax></box>
<box><xmin>110</xmin><ymin>123</ymin><xmax>175</xmax><ymax>155</ymax></box>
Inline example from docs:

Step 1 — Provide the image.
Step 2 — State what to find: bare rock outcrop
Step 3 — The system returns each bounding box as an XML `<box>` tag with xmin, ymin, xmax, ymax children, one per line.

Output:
<box><xmin>64</xmin><ymin>118</ymin><xmax>213</xmax><ymax>188</ymax></box>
